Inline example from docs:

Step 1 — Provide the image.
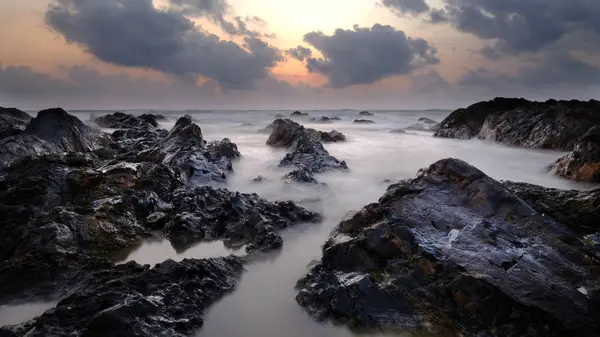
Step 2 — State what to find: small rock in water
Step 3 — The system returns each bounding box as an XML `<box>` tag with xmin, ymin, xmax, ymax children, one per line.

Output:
<box><xmin>353</xmin><ymin>119</ymin><xmax>375</xmax><ymax>124</ymax></box>
<box><xmin>359</xmin><ymin>111</ymin><xmax>374</xmax><ymax>117</ymax></box>
<box><xmin>290</xmin><ymin>111</ymin><xmax>309</xmax><ymax>117</ymax></box>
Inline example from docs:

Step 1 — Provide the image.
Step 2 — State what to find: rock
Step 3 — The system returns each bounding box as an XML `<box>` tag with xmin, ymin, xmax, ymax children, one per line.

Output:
<box><xmin>296</xmin><ymin>158</ymin><xmax>600</xmax><ymax>336</ymax></box>
<box><xmin>258</xmin><ymin>123</ymin><xmax>274</xmax><ymax>134</ymax></box>
<box><xmin>353</xmin><ymin>119</ymin><xmax>375</xmax><ymax>124</ymax></box>
<box><xmin>405</xmin><ymin>117</ymin><xmax>440</xmax><ymax>132</ymax></box>
<box><xmin>0</xmin><ymin>257</ymin><xmax>244</xmax><ymax>337</ymax></box>
<box><xmin>309</xmin><ymin>116</ymin><xmax>341</xmax><ymax>123</ymax></box>
<box><xmin>390</xmin><ymin>129</ymin><xmax>406</xmax><ymax>134</ymax></box>
<box><xmin>92</xmin><ymin>112</ymin><xmax>163</xmax><ymax>129</ymax></box>
<box><xmin>551</xmin><ymin>126</ymin><xmax>600</xmax><ymax>182</ymax></box>
<box><xmin>137</xmin><ymin>115</ymin><xmax>239</xmax><ymax>184</ymax></box>
<box><xmin>503</xmin><ymin>181</ymin><xmax>600</xmax><ymax>235</ymax></box>
<box><xmin>306</xmin><ymin>129</ymin><xmax>346</xmax><ymax>143</ymax></box>
<box><xmin>266</xmin><ymin>119</ymin><xmax>348</xmax><ymax>173</ymax></box>
<box><xmin>162</xmin><ymin>186</ymin><xmax>321</xmax><ymax>253</ymax></box>
<box><xmin>0</xmin><ymin>107</ymin><xmax>31</xmax><ymax>139</ymax></box>
<box><xmin>434</xmin><ymin>98</ymin><xmax>600</xmax><ymax>150</ymax></box>
<box><xmin>291</xmin><ymin>111</ymin><xmax>309</xmax><ymax>117</ymax></box>
<box><xmin>359</xmin><ymin>111</ymin><xmax>374</xmax><ymax>116</ymax></box>
<box><xmin>283</xmin><ymin>167</ymin><xmax>319</xmax><ymax>184</ymax></box>
<box><xmin>111</xmin><ymin>127</ymin><xmax>169</xmax><ymax>162</ymax></box>
<box><xmin>252</xmin><ymin>176</ymin><xmax>266</xmax><ymax>183</ymax></box>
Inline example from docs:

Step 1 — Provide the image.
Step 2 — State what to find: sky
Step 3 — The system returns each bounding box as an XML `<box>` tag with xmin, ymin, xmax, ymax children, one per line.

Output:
<box><xmin>1</xmin><ymin>0</ymin><xmax>599</xmax><ymax>110</ymax></box>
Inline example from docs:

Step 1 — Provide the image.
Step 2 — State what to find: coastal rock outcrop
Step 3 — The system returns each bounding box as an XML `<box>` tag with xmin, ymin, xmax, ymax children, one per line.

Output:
<box><xmin>551</xmin><ymin>126</ymin><xmax>600</xmax><ymax>182</ymax></box>
<box><xmin>503</xmin><ymin>181</ymin><xmax>600</xmax><ymax>235</ymax></box>
<box><xmin>162</xmin><ymin>186</ymin><xmax>322</xmax><ymax>253</ymax></box>
<box><xmin>434</xmin><ymin>98</ymin><xmax>600</xmax><ymax>150</ymax></box>
<box><xmin>353</xmin><ymin>119</ymin><xmax>375</xmax><ymax>124</ymax></box>
<box><xmin>138</xmin><ymin>115</ymin><xmax>240</xmax><ymax>184</ymax></box>
<box><xmin>359</xmin><ymin>111</ymin><xmax>374</xmax><ymax>117</ymax></box>
<box><xmin>283</xmin><ymin>167</ymin><xmax>319</xmax><ymax>185</ymax></box>
<box><xmin>296</xmin><ymin>158</ymin><xmax>600</xmax><ymax>336</ymax></box>
<box><xmin>405</xmin><ymin>117</ymin><xmax>440</xmax><ymax>132</ymax></box>
<box><xmin>0</xmin><ymin>107</ymin><xmax>31</xmax><ymax>139</ymax></box>
<box><xmin>266</xmin><ymin>119</ymin><xmax>348</xmax><ymax>173</ymax></box>
<box><xmin>291</xmin><ymin>111</ymin><xmax>309</xmax><ymax>117</ymax></box>
<box><xmin>92</xmin><ymin>112</ymin><xmax>164</xmax><ymax>129</ymax></box>
<box><xmin>310</xmin><ymin>116</ymin><xmax>341</xmax><ymax>123</ymax></box>
<box><xmin>0</xmin><ymin>257</ymin><xmax>244</xmax><ymax>337</ymax></box>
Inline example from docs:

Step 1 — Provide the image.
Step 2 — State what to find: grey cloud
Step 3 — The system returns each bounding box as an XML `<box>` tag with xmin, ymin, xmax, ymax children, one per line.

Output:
<box><xmin>168</xmin><ymin>0</ymin><xmax>229</xmax><ymax>17</ymax></box>
<box><xmin>381</xmin><ymin>0</ymin><xmax>430</xmax><ymax>15</ymax></box>
<box><xmin>302</xmin><ymin>24</ymin><xmax>439</xmax><ymax>88</ymax></box>
<box><xmin>46</xmin><ymin>0</ymin><xmax>281</xmax><ymax>90</ymax></box>
<box><xmin>0</xmin><ymin>63</ymin><xmax>75</xmax><ymax>96</ymax></box>
<box><xmin>428</xmin><ymin>0</ymin><xmax>600</xmax><ymax>57</ymax></box>
<box><xmin>286</xmin><ymin>46</ymin><xmax>312</xmax><ymax>61</ymax></box>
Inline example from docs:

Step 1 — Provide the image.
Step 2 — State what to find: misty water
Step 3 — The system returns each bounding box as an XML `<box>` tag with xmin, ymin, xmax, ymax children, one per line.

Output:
<box><xmin>2</xmin><ymin>110</ymin><xmax>593</xmax><ymax>334</ymax></box>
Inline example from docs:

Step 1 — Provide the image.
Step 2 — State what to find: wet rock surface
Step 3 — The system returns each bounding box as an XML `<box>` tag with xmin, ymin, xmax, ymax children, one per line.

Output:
<box><xmin>503</xmin><ymin>181</ymin><xmax>600</xmax><ymax>235</ymax></box>
<box><xmin>296</xmin><ymin>158</ymin><xmax>600</xmax><ymax>336</ymax></box>
<box><xmin>353</xmin><ymin>119</ymin><xmax>375</xmax><ymax>124</ymax></box>
<box><xmin>92</xmin><ymin>112</ymin><xmax>164</xmax><ymax>130</ymax></box>
<box><xmin>0</xmin><ymin>107</ymin><xmax>31</xmax><ymax>139</ymax></box>
<box><xmin>267</xmin><ymin>119</ymin><xmax>348</xmax><ymax>173</ymax></box>
<box><xmin>434</xmin><ymin>98</ymin><xmax>600</xmax><ymax>150</ymax></box>
<box><xmin>283</xmin><ymin>167</ymin><xmax>319</xmax><ymax>185</ymax></box>
<box><xmin>162</xmin><ymin>186</ymin><xmax>322</xmax><ymax>253</ymax></box>
<box><xmin>552</xmin><ymin>126</ymin><xmax>600</xmax><ymax>182</ymax></box>
<box><xmin>0</xmin><ymin>257</ymin><xmax>244</xmax><ymax>337</ymax></box>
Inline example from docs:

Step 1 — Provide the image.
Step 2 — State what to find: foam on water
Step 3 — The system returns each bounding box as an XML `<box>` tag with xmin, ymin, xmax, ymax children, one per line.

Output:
<box><xmin>4</xmin><ymin>109</ymin><xmax>593</xmax><ymax>334</ymax></box>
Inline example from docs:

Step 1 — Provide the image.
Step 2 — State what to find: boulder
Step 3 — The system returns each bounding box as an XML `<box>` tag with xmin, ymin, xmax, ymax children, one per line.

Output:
<box><xmin>283</xmin><ymin>167</ymin><xmax>319</xmax><ymax>184</ymax></box>
<box><xmin>551</xmin><ymin>126</ymin><xmax>600</xmax><ymax>182</ymax></box>
<box><xmin>162</xmin><ymin>186</ymin><xmax>322</xmax><ymax>253</ymax></box>
<box><xmin>405</xmin><ymin>117</ymin><xmax>440</xmax><ymax>132</ymax></box>
<box><xmin>138</xmin><ymin>115</ymin><xmax>240</xmax><ymax>184</ymax></box>
<box><xmin>306</xmin><ymin>129</ymin><xmax>346</xmax><ymax>143</ymax></box>
<box><xmin>0</xmin><ymin>257</ymin><xmax>244</xmax><ymax>337</ymax></box>
<box><xmin>291</xmin><ymin>111</ymin><xmax>309</xmax><ymax>117</ymax></box>
<box><xmin>0</xmin><ymin>107</ymin><xmax>31</xmax><ymax>139</ymax></box>
<box><xmin>353</xmin><ymin>119</ymin><xmax>375</xmax><ymax>124</ymax></box>
<box><xmin>266</xmin><ymin>119</ymin><xmax>348</xmax><ymax>173</ymax></box>
<box><xmin>92</xmin><ymin>112</ymin><xmax>163</xmax><ymax>129</ymax></box>
<box><xmin>434</xmin><ymin>98</ymin><xmax>600</xmax><ymax>150</ymax></box>
<box><xmin>503</xmin><ymin>181</ymin><xmax>600</xmax><ymax>235</ymax></box>
<box><xmin>359</xmin><ymin>111</ymin><xmax>374</xmax><ymax>117</ymax></box>
<box><xmin>296</xmin><ymin>158</ymin><xmax>600</xmax><ymax>336</ymax></box>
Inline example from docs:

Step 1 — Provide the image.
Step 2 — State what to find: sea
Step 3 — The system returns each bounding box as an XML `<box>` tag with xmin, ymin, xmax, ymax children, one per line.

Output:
<box><xmin>0</xmin><ymin>109</ymin><xmax>594</xmax><ymax>336</ymax></box>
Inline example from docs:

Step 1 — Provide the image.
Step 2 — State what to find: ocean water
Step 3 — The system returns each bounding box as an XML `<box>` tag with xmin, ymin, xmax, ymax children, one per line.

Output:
<box><xmin>2</xmin><ymin>109</ymin><xmax>594</xmax><ymax>334</ymax></box>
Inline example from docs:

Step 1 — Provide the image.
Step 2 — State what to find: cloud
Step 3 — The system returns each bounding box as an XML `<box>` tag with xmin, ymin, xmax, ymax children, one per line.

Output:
<box><xmin>301</xmin><ymin>24</ymin><xmax>439</xmax><ymax>88</ymax></box>
<box><xmin>381</xmin><ymin>0</ymin><xmax>430</xmax><ymax>15</ymax></box>
<box><xmin>45</xmin><ymin>0</ymin><xmax>282</xmax><ymax>91</ymax></box>
<box><xmin>286</xmin><ymin>46</ymin><xmax>312</xmax><ymax>61</ymax></box>
<box><xmin>418</xmin><ymin>0</ymin><xmax>600</xmax><ymax>58</ymax></box>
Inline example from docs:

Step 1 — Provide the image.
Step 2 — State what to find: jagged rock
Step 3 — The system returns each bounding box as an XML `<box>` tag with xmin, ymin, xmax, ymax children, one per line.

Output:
<box><xmin>434</xmin><ymin>98</ymin><xmax>600</xmax><ymax>150</ymax></box>
<box><xmin>266</xmin><ymin>119</ymin><xmax>348</xmax><ymax>173</ymax></box>
<box><xmin>137</xmin><ymin>115</ymin><xmax>239</xmax><ymax>184</ymax></box>
<box><xmin>296</xmin><ymin>158</ymin><xmax>600</xmax><ymax>336</ymax></box>
<box><xmin>551</xmin><ymin>126</ymin><xmax>600</xmax><ymax>182</ymax></box>
<box><xmin>283</xmin><ymin>167</ymin><xmax>319</xmax><ymax>184</ymax></box>
<box><xmin>306</xmin><ymin>129</ymin><xmax>346</xmax><ymax>143</ymax></box>
<box><xmin>503</xmin><ymin>181</ymin><xmax>600</xmax><ymax>235</ymax></box>
<box><xmin>92</xmin><ymin>112</ymin><xmax>163</xmax><ymax>129</ymax></box>
<box><xmin>405</xmin><ymin>117</ymin><xmax>440</xmax><ymax>132</ymax></box>
<box><xmin>0</xmin><ymin>257</ymin><xmax>244</xmax><ymax>337</ymax></box>
<box><xmin>111</xmin><ymin>127</ymin><xmax>169</xmax><ymax>162</ymax></box>
<box><xmin>359</xmin><ymin>111</ymin><xmax>374</xmax><ymax>117</ymax></box>
<box><xmin>291</xmin><ymin>111</ymin><xmax>309</xmax><ymax>117</ymax></box>
<box><xmin>0</xmin><ymin>107</ymin><xmax>31</xmax><ymax>139</ymax></box>
<box><xmin>161</xmin><ymin>186</ymin><xmax>321</xmax><ymax>253</ymax></box>
<box><xmin>309</xmin><ymin>116</ymin><xmax>341</xmax><ymax>123</ymax></box>
<box><xmin>353</xmin><ymin>119</ymin><xmax>375</xmax><ymax>124</ymax></box>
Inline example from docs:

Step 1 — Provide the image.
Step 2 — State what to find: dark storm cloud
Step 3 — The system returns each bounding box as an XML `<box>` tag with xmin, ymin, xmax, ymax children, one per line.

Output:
<box><xmin>45</xmin><ymin>0</ymin><xmax>282</xmax><ymax>90</ymax></box>
<box><xmin>418</xmin><ymin>0</ymin><xmax>600</xmax><ymax>57</ymax></box>
<box><xmin>381</xmin><ymin>0</ymin><xmax>430</xmax><ymax>15</ymax></box>
<box><xmin>301</xmin><ymin>24</ymin><xmax>439</xmax><ymax>88</ymax></box>
<box><xmin>286</xmin><ymin>46</ymin><xmax>312</xmax><ymax>61</ymax></box>
<box><xmin>168</xmin><ymin>0</ymin><xmax>229</xmax><ymax>17</ymax></box>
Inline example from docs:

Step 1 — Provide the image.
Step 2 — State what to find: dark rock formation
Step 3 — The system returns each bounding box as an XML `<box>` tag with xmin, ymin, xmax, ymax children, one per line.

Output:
<box><xmin>252</xmin><ymin>176</ymin><xmax>266</xmax><ymax>183</ymax></box>
<box><xmin>434</xmin><ymin>98</ymin><xmax>600</xmax><ymax>150</ymax></box>
<box><xmin>306</xmin><ymin>129</ymin><xmax>346</xmax><ymax>143</ymax></box>
<box><xmin>551</xmin><ymin>126</ymin><xmax>600</xmax><ymax>182</ymax></box>
<box><xmin>283</xmin><ymin>167</ymin><xmax>319</xmax><ymax>184</ymax></box>
<box><xmin>405</xmin><ymin>117</ymin><xmax>440</xmax><ymax>132</ymax></box>
<box><xmin>0</xmin><ymin>257</ymin><xmax>244</xmax><ymax>337</ymax></box>
<box><xmin>266</xmin><ymin>119</ymin><xmax>348</xmax><ymax>173</ymax></box>
<box><xmin>291</xmin><ymin>111</ymin><xmax>309</xmax><ymax>117</ymax></box>
<box><xmin>310</xmin><ymin>116</ymin><xmax>341</xmax><ymax>123</ymax></box>
<box><xmin>162</xmin><ymin>186</ymin><xmax>322</xmax><ymax>253</ymax></box>
<box><xmin>359</xmin><ymin>111</ymin><xmax>374</xmax><ymax>117</ymax></box>
<box><xmin>0</xmin><ymin>107</ymin><xmax>31</xmax><ymax>139</ymax></box>
<box><xmin>92</xmin><ymin>112</ymin><xmax>163</xmax><ymax>129</ymax></box>
<box><xmin>138</xmin><ymin>115</ymin><xmax>240</xmax><ymax>184</ymax></box>
<box><xmin>390</xmin><ymin>128</ymin><xmax>406</xmax><ymax>134</ymax></box>
<box><xmin>353</xmin><ymin>119</ymin><xmax>375</xmax><ymax>124</ymax></box>
<box><xmin>111</xmin><ymin>127</ymin><xmax>169</xmax><ymax>162</ymax></box>
<box><xmin>503</xmin><ymin>181</ymin><xmax>600</xmax><ymax>235</ymax></box>
<box><xmin>296</xmin><ymin>158</ymin><xmax>600</xmax><ymax>336</ymax></box>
